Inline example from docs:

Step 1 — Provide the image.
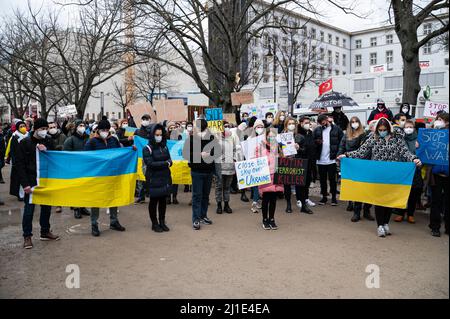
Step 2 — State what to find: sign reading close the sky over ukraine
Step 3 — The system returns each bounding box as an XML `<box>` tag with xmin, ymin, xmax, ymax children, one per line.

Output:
<box><xmin>423</xmin><ymin>101</ymin><xmax>449</xmax><ymax>118</ymax></box>
<box><xmin>417</xmin><ymin>128</ymin><xmax>449</xmax><ymax>166</ymax></box>
<box><xmin>235</xmin><ymin>157</ymin><xmax>271</xmax><ymax>190</ymax></box>
<box><xmin>274</xmin><ymin>157</ymin><xmax>308</xmax><ymax>185</ymax></box>
<box><xmin>205</xmin><ymin>107</ymin><xmax>224</xmax><ymax>133</ymax></box>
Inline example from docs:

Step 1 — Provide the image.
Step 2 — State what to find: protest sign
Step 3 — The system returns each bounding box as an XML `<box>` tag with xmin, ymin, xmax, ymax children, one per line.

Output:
<box><xmin>223</xmin><ymin>113</ymin><xmax>237</xmax><ymax>125</ymax></box>
<box><xmin>231</xmin><ymin>90</ymin><xmax>254</xmax><ymax>105</ymax></box>
<box><xmin>128</xmin><ymin>101</ymin><xmax>156</xmax><ymax>127</ymax></box>
<box><xmin>240</xmin><ymin>104</ymin><xmax>259</xmax><ymax>118</ymax></box>
<box><xmin>276</xmin><ymin>132</ymin><xmax>297</xmax><ymax>157</ymax></box>
<box><xmin>274</xmin><ymin>157</ymin><xmax>308</xmax><ymax>185</ymax></box>
<box><xmin>58</xmin><ymin>104</ymin><xmax>77</xmax><ymax>117</ymax></box>
<box><xmin>205</xmin><ymin>107</ymin><xmax>224</xmax><ymax>133</ymax></box>
<box><xmin>259</xmin><ymin>103</ymin><xmax>278</xmax><ymax>119</ymax></box>
<box><xmin>153</xmin><ymin>99</ymin><xmax>187</xmax><ymax>122</ymax></box>
<box><xmin>240</xmin><ymin>135</ymin><xmax>265</xmax><ymax>160</ymax></box>
<box><xmin>235</xmin><ymin>157</ymin><xmax>271</xmax><ymax>190</ymax></box>
<box><xmin>424</xmin><ymin>101</ymin><xmax>449</xmax><ymax>118</ymax></box>
<box><xmin>417</xmin><ymin>128</ymin><xmax>449</xmax><ymax>166</ymax></box>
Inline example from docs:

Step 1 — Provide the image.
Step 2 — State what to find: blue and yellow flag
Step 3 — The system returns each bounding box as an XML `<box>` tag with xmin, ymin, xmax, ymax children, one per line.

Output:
<box><xmin>134</xmin><ymin>136</ymin><xmax>192</xmax><ymax>184</ymax></box>
<box><xmin>124</xmin><ymin>126</ymin><xmax>138</xmax><ymax>137</ymax></box>
<box><xmin>340</xmin><ymin>158</ymin><xmax>415</xmax><ymax>209</ymax></box>
<box><xmin>31</xmin><ymin>148</ymin><xmax>138</xmax><ymax>208</ymax></box>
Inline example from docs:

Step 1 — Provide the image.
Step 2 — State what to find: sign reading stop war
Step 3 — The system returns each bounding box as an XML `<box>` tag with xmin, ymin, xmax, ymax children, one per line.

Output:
<box><xmin>424</xmin><ymin>101</ymin><xmax>449</xmax><ymax>118</ymax></box>
<box><xmin>235</xmin><ymin>157</ymin><xmax>272</xmax><ymax>189</ymax></box>
<box><xmin>417</xmin><ymin>128</ymin><xmax>449</xmax><ymax>166</ymax></box>
<box><xmin>205</xmin><ymin>108</ymin><xmax>224</xmax><ymax>133</ymax></box>
<box><xmin>274</xmin><ymin>157</ymin><xmax>308</xmax><ymax>185</ymax></box>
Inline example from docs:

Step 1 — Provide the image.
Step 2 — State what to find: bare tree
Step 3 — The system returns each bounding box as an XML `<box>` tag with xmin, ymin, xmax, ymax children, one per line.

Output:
<box><xmin>390</xmin><ymin>0</ymin><xmax>449</xmax><ymax>106</ymax></box>
<box><xmin>111</xmin><ymin>80</ymin><xmax>135</xmax><ymax>116</ymax></box>
<box><xmin>134</xmin><ymin>61</ymin><xmax>173</xmax><ymax>104</ymax></box>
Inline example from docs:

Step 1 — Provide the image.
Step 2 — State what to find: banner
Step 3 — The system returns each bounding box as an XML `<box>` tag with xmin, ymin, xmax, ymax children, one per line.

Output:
<box><xmin>423</xmin><ymin>101</ymin><xmax>449</xmax><ymax>118</ymax></box>
<box><xmin>58</xmin><ymin>104</ymin><xmax>77</xmax><ymax>117</ymax></box>
<box><xmin>274</xmin><ymin>157</ymin><xmax>308</xmax><ymax>185</ymax></box>
<box><xmin>205</xmin><ymin>107</ymin><xmax>224</xmax><ymax>133</ymax></box>
<box><xmin>417</xmin><ymin>128</ymin><xmax>449</xmax><ymax>166</ymax></box>
<box><xmin>231</xmin><ymin>90</ymin><xmax>254</xmax><ymax>105</ymax></box>
<box><xmin>235</xmin><ymin>157</ymin><xmax>271</xmax><ymax>190</ymax></box>
<box><xmin>31</xmin><ymin>148</ymin><xmax>137</xmax><ymax>207</ymax></box>
<box><xmin>276</xmin><ymin>132</ymin><xmax>297</xmax><ymax>157</ymax></box>
<box><xmin>340</xmin><ymin>158</ymin><xmax>415</xmax><ymax>209</ymax></box>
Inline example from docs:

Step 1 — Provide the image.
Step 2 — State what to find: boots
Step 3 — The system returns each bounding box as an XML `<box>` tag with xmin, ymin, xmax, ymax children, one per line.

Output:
<box><xmin>224</xmin><ymin>202</ymin><xmax>232</xmax><ymax>214</ymax></box>
<box><xmin>216</xmin><ymin>202</ymin><xmax>223</xmax><ymax>214</ymax></box>
<box><xmin>285</xmin><ymin>200</ymin><xmax>292</xmax><ymax>213</ymax></box>
<box><xmin>346</xmin><ymin>201</ymin><xmax>354</xmax><ymax>212</ymax></box>
<box><xmin>160</xmin><ymin>220</ymin><xmax>170</xmax><ymax>232</ymax></box>
<box><xmin>363</xmin><ymin>207</ymin><xmax>375</xmax><ymax>221</ymax></box>
<box><xmin>351</xmin><ymin>211</ymin><xmax>361</xmax><ymax>222</ymax></box>
<box><xmin>167</xmin><ymin>196</ymin><xmax>172</xmax><ymax>205</ymax></box>
<box><xmin>172</xmin><ymin>194</ymin><xmax>179</xmax><ymax>205</ymax></box>
<box><xmin>240</xmin><ymin>191</ymin><xmax>249</xmax><ymax>202</ymax></box>
<box><xmin>152</xmin><ymin>224</ymin><xmax>163</xmax><ymax>232</ymax></box>
<box><xmin>74</xmin><ymin>209</ymin><xmax>82</xmax><ymax>219</ymax></box>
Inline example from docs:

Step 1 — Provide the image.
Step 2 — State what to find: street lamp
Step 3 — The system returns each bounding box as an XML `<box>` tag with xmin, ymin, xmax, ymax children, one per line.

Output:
<box><xmin>266</xmin><ymin>41</ymin><xmax>277</xmax><ymax>103</ymax></box>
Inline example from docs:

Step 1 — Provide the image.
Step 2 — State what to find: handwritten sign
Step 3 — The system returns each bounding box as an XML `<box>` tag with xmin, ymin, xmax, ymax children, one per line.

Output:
<box><xmin>276</xmin><ymin>132</ymin><xmax>297</xmax><ymax>157</ymax></box>
<box><xmin>153</xmin><ymin>99</ymin><xmax>187</xmax><ymax>122</ymax></box>
<box><xmin>274</xmin><ymin>157</ymin><xmax>308</xmax><ymax>185</ymax></box>
<box><xmin>417</xmin><ymin>128</ymin><xmax>449</xmax><ymax>166</ymax></box>
<box><xmin>231</xmin><ymin>90</ymin><xmax>254</xmax><ymax>105</ymax></box>
<box><xmin>205</xmin><ymin>108</ymin><xmax>224</xmax><ymax>133</ymax></box>
<box><xmin>235</xmin><ymin>157</ymin><xmax>272</xmax><ymax>190</ymax></box>
<box><xmin>58</xmin><ymin>104</ymin><xmax>77</xmax><ymax>117</ymax></box>
<box><xmin>424</xmin><ymin>101</ymin><xmax>449</xmax><ymax>118</ymax></box>
<box><xmin>240</xmin><ymin>135</ymin><xmax>265</xmax><ymax>160</ymax></box>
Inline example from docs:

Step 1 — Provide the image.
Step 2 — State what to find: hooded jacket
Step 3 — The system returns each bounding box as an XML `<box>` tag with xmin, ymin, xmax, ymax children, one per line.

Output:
<box><xmin>63</xmin><ymin>131</ymin><xmax>89</xmax><ymax>151</ymax></box>
<box><xmin>313</xmin><ymin>123</ymin><xmax>344</xmax><ymax>161</ymax></box>
<box><xmin>367</xmin><ymin>107</ymin><xmax>394</xmax><ymax>124</ymax></box>
<box><xmin>49</xmin><ymin>130</ymin><xmax>67</xmax><ymax>150</ymax></box>
<box><xmin>182</xmin><ymin>129</ymin><xmax>221</xmax><ymax>173</ymax></box>
<box><xmin>84</xmin><ymin>134</ymin><xmax>121</xmax><ymax>150</ymax></box>
<box><xmin>142</xmin><ymin>123</ymin><xmax>173</xmax><ymax>197</ymax></box>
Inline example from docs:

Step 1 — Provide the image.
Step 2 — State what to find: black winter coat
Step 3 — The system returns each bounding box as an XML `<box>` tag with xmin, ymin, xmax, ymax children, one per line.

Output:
<box><xmin>63</xmin><ymin>132</ymin><xmax>88</xmax><ymax>151</ymax></box>
<box><xmin>331</xmin><ymin>111</ymin><xmax>349</xmax><ymax>132</ymax></box>
<box><xmin>313</xmin><ymin>124</ymin><xmax>344</xmax><ymax>161</ymax></box>
<box><xmin>143</xmin><ymin>124</ymin><xmax>172</xmax><ymax>198</ymax></box>
<box><xmin>183</xmin><ymin>130</ymin><xmax>221</xmax><ymax>173</ymax></box>
<box><xmin>338</xmin><ymin>132</ymin><xmax>367</xmax><ymax>155</ymax></box>
<box><xmin>15</xmin><ymin>134</ymin><xmax>55</xmax><ymax>189</ymax></box>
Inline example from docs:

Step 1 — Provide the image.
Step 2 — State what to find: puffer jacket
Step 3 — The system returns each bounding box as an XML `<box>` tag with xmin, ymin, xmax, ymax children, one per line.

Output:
<box><xmin>337</xmin><ymin>132</ymin><xmax>367</xmax><ymax>155</ymax></box>
<box><xmin>313</xmin><ymin>124</ymin><xmax>344</xmax><ymax>160</ymax></box>
<box><xmin>219</xmin><ymin>133</ymin><xmax>240</xmax><ymax>175</ymax></box>
<box><xmin>143</xmin><ymin>123</ymin><xmax>172</xmax><ymax>198</ymax></box>
<box><xmin>63</xmin><ymin>132</ymin><xmax>89</xmax><ymax>151</ymax></box>
<box><xmin>255</xmin><ymin>142</ymin><xmax>284</xmax><ymax>195</ymax></box>
<box><xmin>84</xmin><ymin>135</ymin><xmax>121</xmax><ymax>150</ymax></box>
<box><xmin>49</xmin><ymin>131</ymin><xmax>67</xmax><ymax>150</ymax></box>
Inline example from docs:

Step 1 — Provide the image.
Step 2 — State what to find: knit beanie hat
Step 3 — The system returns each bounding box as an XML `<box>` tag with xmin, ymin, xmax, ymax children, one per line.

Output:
<box><xmin>33</xmin><ymin>118</ymin><xmax>49</xmax><ymax>130</ymax></box>
<box><xmin>97</xmin><ymin>119</ymin><xmax>111</xmax><ymax>130</ymax></box>
<box><xmin>254</xmin><ymin>119</ymin><xmax>264</xmax><ymax>128</ymax></box>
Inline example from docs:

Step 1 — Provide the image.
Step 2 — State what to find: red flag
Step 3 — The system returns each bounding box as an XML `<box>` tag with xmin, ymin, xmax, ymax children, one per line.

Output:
<box><xmin>319</xmin><ymin>78</ymin><xmax>333</xmax><ymax>96</ymax></box>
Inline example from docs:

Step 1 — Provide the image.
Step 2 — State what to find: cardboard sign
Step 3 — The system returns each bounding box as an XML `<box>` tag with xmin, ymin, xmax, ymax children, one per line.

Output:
<box><xmin>240</xmin><ymin>135</ymin><xmax>266</xmax><ymax>160</ymax></box>
<box><xmin>153</xmin><ymin>99</ymin><xmax>187</xmax><ymax>122</ymax></box>
<box><xmin>205</xmin><ymin>108</ymin><xmax>223</xmax><ymax>133</ymax></box>
<box><xmin>424</xmin><ymin>101</ymin><xmax>449</xmax><ymax>118</ymax></box>
<box><xmin>235</xmin><ymin>157</ymin><xmax>272</xmax><ymax>190</ymax></box>
<box><xmin>223</xmin><ymin>113</ymin><xmax>237</xmax><ymax>125</ymax></box>
<box><xmin>417</xmin><ymin>128</ymin><xmax>449</xmax><ymax>166</ymax></box>
<box><xmin>274</xmin><ymin>157</ymin><xmax>308</xmax><ymax>185</ymax></box>
<box><xmin>276</xmin><ymin>132</ymin><xmax>297</xmax><ymax>157</ymax></box>
<box><xmin>240</xmin><ymin>104</ymin><xmax>259</xmax><ymax>118</ymax></box>
<box><xmin>128</xmin><ymin>101</ymin><xmax>156</xmax><ymax>127</ymax></box>
<box><xmin>231</xmin><ymin>90</ymin><xmax>254</xmax><ymax>106</ymax></box>
<box><xmin>58</xmin><ymin>104</ymin><xmax>77</xmax><ymax>117</ymax></box>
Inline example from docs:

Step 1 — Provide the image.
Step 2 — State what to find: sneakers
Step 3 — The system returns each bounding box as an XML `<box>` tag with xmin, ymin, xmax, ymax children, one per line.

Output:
<box><xmin>262</xmin><ymin>219</ymin><xmax>271</xmax><ymax>230</ymax></box>
<box><xmin>200</xmin><ymin>217</ymin><xmax>213</xmax><ymax>225</ymax></box>
<box><xmin>331</xmin><ymin>198</ymin><xmax>338</xmax><ymax>206</ymax></box>
<box><xmin>23</xmin><ymin>236</ymin><xmax>33</xmax><ymax>249</ymax></box>
<box><xmin>301</xmin><ymin>206</ymin><xmax>314</xmax><ymax>214</ymax></box>
<box><xmin>251</xmin><ymin>202</ymin><xmax>260</xmax><ymax>213</ymax></box>
<box><xmin>40</xmin><ymin>232</ymin><xmax>60</xmax><ymax>241</ymax></box>
<box><xmin>407</xmin><ymin>216</ymin><xmax>415</xmax><ymax>224</ymax></box>
<box><xmin>135</xmin><ymin>198</ymin><xmax>145</xmax><ymax>204</ymax></box>
<box><xmin>285</xmin><ymin>201</ymin><xmax>292</xmax><ymax>213</ymax></box>
<box><xmin>305</xmin><ymin>199</ymin><xmax>316</xmax><ymax>207</ymax></box>
<box><xmin>193</xmin><ymin>220</ymin><xmax>200</xmax><ymax>230</ymax></box>
<box><xmin>377</xmin><ymin>225</ymin><xmax>386</xmax><ymax>238</ymax></box>
<box><xmin>55</xmin><ymin>206</ymin><xmax>62</xmax><ymax>213</ymax></box>
<box><xmin>318</xmin><ymin>197</ymin><xmax>327</xmax><ymax>205</ymax></box>
<box><xmin>152</xmin><ymin>224</ymin><xmax>164</xmax><ymax>233</ymax></box>
<box><xmin>363</xmin><ymin>209</ymin><xmax>375</xmax><ymax>221</ymax></box>
<box><xmin>110</xmin><ymin>221</ymin><xmax>126</xmax><ymax>231</ymax></box>
<box><xmin>92</xmin><ymin>225</ymin><xmax>100</xmax><ymax>237</ymax></box>
<box><xmin>256</xmin><ymin>200</ymin><xmax>262</xmax><ymax>209</ymax></box>
<box><xmin>296</xmin><ymin>200</ymin><xmax>303</xmax><ymax>209</ymax></box>
<box><xmin>383</xmin><ymin>224</ymin><xmax>391</xmax><ymax>236</ymax></box>
<box><xmin>351</xmin><ymin>213</ymin><xmax>361</xmax><ymax>222</ymax></box>
<box><xmin>269</xmin><ymin>219</ymin><xmax>278</xmax><ymax>230</ymax></box>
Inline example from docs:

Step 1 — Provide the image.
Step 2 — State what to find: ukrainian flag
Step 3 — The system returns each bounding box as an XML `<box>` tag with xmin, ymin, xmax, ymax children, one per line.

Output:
<box><xmin>124</xmin><ymin>126</ymin><xmax>138</xmax><ymax>137</ymax></box>
<box><xmin>134</xmin><ymin>136</ymin><xmax>192</xmax><ymax>184</ymax></box>
<box><xmin>31</xmin><ymin>148</ymin><xmax>137</xmax><ymax>208</ymax></box>
<box><xmin>340</xmin><ymin>158</ymin><xmax>415</xmax><ymax>209</ymax></box>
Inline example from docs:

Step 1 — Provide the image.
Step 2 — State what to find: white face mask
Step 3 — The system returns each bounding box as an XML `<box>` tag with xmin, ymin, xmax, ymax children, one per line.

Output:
<box><xmin>141</xmin><ymin>120</ymin><xmax>150</xmax><ymax>127</ymax></box>
<box><xmin>280</xmin><ymin>116</ymin><xmax>286</xmax><ymax>121</ymax></box>
<box><xmin>37</xmin><ymin>130</ymin><xmax>47</xmax><ymax>139</ymax></box>
<box><xmin>186</xmin><ymin>126</ymin><xmax>193</xmax><ymax>132</ymax></box>
<box><xmin>255</xmin><ymin>127</ymin><xmax>264</xmax><ymax>135</ymax></box>
<box><xmin>122</xmin><ymin>124</ymin><xmax>128</xmax><ymax>128</ymax></box>
<box><xmin>99</xmin><ymin>131</ymin><xmax>109</xmax><ymax>139</ymax></box>
<box><xmin>302</xmin><ymin>124</ymin><xmax>311</xmax><ymax>130</ymax></box>
<box><xmin>402</xmin><ymin>108</ymin><xmax>409</xmax><ymax>113</ymax></box>
<box><xmin>155</xmin><ymin>135</ymin><xmax>162</xmax><ymax>143</ymax></box>
<box><xmin>181</xmin><ymin>124</ymin><xmax>186</xmax><ymax>129</ymax></box>
<box><xmin>351</xmin><ymin>123</ymin><xmax>360</xmax><ymax>130</ymax></box>
<box><xmin>77</xmin><ymin>127</ymin><xmax>86</xmax><ymax>135</ymax></box>
<box><xmin>399</xmin><ymin>120</ymin><xmax>406</xmax><ymax>128</ymax></box>
<box><xmin>266</xmin><ymin>118</ymin><xmax>273</xmax><ymax>124</ymax></box>
<box><xmin>224</xmin><ymin>127</ymin><xmax>231</xmax><ymax>133</ymax></box>
<box><xmin>49</xmin><ymin>128</ymin><xmax>57</xmax><ymax>135</ymax></box>
<box><xmin>288</xmin><ymin>124</ymin><xmax>296</xmax><ymax>131</ymax></box>
<box><xmin>404</xmin><ymin>127</ymin><xmax>414</xmax><ymax>135</ymax></box>
<box><xmin>434</xmin><ymin>120</ymin><xmax>445</xmax><ymax>129</ymax></box>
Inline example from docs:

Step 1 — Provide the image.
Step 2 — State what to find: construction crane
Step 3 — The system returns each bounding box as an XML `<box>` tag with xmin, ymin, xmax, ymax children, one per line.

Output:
<box><xmin>123</xmin><ymin>0</ymin><xmax>135</xmax><ymax>106</ymax></box>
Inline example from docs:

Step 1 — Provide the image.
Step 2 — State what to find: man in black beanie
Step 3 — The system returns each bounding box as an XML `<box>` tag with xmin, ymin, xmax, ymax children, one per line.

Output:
<box><xmin>15</xmin><ymin>118</ymin><xmax>58</xmax><ymax>249</ymax></box>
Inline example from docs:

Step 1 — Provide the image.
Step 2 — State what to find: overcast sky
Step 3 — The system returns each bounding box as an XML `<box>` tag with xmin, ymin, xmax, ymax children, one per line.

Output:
<box><xmin>0</xmin><ymin>0</ymin><xmax>392</xmax><ymax>32</ymax></box>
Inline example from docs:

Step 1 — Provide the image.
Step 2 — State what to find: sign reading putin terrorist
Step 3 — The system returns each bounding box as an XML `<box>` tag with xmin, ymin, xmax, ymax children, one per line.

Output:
<box><xmin>274</xmin><ymin>157</ymin><xmax>308</xmax><ymax>185</ymax></box>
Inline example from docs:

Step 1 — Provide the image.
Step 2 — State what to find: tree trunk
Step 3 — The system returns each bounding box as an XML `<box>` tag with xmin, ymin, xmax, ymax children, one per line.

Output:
<box><xmin>402</xmin><ymin>52</ymin><xmax>421</xmax><ymax>106</ymax></box>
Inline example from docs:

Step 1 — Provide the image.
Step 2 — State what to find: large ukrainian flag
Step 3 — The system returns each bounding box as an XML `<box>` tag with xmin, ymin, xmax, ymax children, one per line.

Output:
<box><xmin>31</xmin><ymin>148</ymin><xmax>137</xmax><ymax>207</ymax></box>
<box><xmin>134</xmin><ymin>136</ymin><xmax>192</xmax><ymax>184</ymax></box>
<box><xmin>340</xmin><ymin>158</ymin><xmax>415</xmax><ymax>209</ymax></box>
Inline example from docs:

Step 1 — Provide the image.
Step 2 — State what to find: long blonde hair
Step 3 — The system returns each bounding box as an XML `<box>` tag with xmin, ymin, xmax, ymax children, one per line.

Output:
<box><xmin>346</xmin><ymin>116</ymin><xmax>365</xmax><ymax>140</ymax></box>
<box><xmin>273</xmin><ymin>111</ymin><xmax>286</xmax><ymax>126</ymax></box>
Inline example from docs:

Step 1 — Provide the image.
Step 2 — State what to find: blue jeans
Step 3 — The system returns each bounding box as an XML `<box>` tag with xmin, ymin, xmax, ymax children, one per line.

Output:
<box><xmin>91</xmin><ymin>207</ymin><xmax>118</xmax><ymax>226</ymax></box>
<box><xmin>251</xmin><ymin>186</ymin><xmax>260</xmax><ymax>202</ymax></box>
<box><xmin>191</xmin><ymin>171</ymin><xmax>213</xmax><ymax>223</ymax></box>
<box><xmin>22</xmin><ymin>194</ymin><xmax>51</xmax><ymax>237</ymax></box>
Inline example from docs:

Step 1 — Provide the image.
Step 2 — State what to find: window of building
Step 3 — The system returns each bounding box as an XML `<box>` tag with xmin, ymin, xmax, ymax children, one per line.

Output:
<box><xmin>343</xmin><ymin>71</ymin><xmax>346</xmax><ymax>75</ymax></box>
<box><xmin>328</xmin><ymin>33</ymin><xmax>332</xmax><ymax>44</ymax></box>
<box><xmin>302</xmin><ymin>26</ymin><xmax>308</xmax><ymax>36</ymax></box>
<box><xmin>263</xmin><ymin>56</ymin><xmax>269</xmax><ymax>72</ymax></box>
<box><xmin>311</xmin><ymin>28</ymin><xmax>316</xmax><ymax>39</ymax></box>
<box><xmin>252</xmin><ymin>76</ymin><xmax>259</xmax><ymax>84</ymax></box>
<box><xmin>252</xmin><ymin>37</ymin><xmax>258</xmax><ymax>47</ymax></box>
<box><xmin>423</xmin><ymin>42</ymin><xmax>432</xmax><ymax>54</ymax></box>
<box><xmin>384</xmin><ymin>76</ymin><xmax>403</xmax><ymax>90</ymax></box>
<box><xmin>312</xmin><ymin>65</ymin><xmax>317</xmax><ymax>77</ymax></box>
<box><xmin>335</xmin><ymin>36</ymin><xmax>340</xmax><ymax>47</ymax></box>
<box><xmin>252</xmin><ymin>54</ymin><xmax>258</xmax><ymax>69</ymax></box>
<box><xmin>311</xmin><ymin>45</ymin><xmax>317</xmax><ymax>59</ymax></box>
<box><xmin>273</xmin><ymin>34</ymin><xmax>279</xmax><ymax>45</ymax></box>
<box><xmin>355</xmin><ymin>54</ymin><xmax>362</xmax><ymax>67</ymax></box>
<box><xmin>354</xmin><ymin>78</ymin><xmax>375</xmax><ymax>92</ymax></box>
<box><xmin>386</xmin><ymin>34</ymin><xmax>393</xmax><ymax>44</ymax></box>
<box><xmin>262</xmin><ymin>76</ymin><xmax>269</xmax><ymax>84</ymax></box>
<box><xmin>423</xmin><ymin>23</ymin><xmax>432</xmax><ymax>35</ymax></box>
<box><xmin>320</xmin><ymin>47</ymin><xmax>325</xmax><ymax>60</ymax></box>
<box><xmin>342</xmin><ymin>54</ymin><xmax>346</xmax><ymax>66</ymax></box>
<box><xmin>335</xmin><ymin>52</ymin><xmax>339</xmax><ymax>65</ymax></box>
<box><xmin>328</xmin><ymin>50</ymin><xmax>332</xmax><ymax>64</ymax></box>
<box><xmin>420</xmin><ymin>72</ymin><xmax>445</xmax><ymax>87</ymax></box>
<box><xmin>263</xmin><ymin>33</ymin><xmax>269</xmax><ymax>48</ymax></box>
<box><xmin>259</xmin><ymin>86</ymin><xmax>272</xmax><ymax>98</ymax></box>
<box><xmin>370</xmin><ymin>52</ymin><xmax>377</xmax><ymax>65</ymax></box>
<box><xmin>445</xmin><ymin>58</ymin><xmax>449</xmax><ymax>66</ymax></box>
<box><xmin>343</xmin><ymin>38</ymin><xmax>347</xmax><ymax>48</ymax></box>
<box><xmin>302</xmin><ymin>43</ymin><xmax>307</xmax><ymax>57</ymax></box>
<box><xmin>279</xmin><ymin>85</ymin><xmax>288</xmax><ymax>98</ymax></box>
<box><xmin>386</xmin><ymin>50</ymin><xmax>393</xmax><ymax>66</ymax></box>
<box><xmin>335</xmin><ymin>70</ymin><xmax>340</xmax><ymax>76</ymax></box>
<box><xmin>320</xmin><ymin>31</ymin><xmax>324</xmax><ymax>41</ymax></box>
<box><xmin>328</xmin><ymin>68</ymin><xmax>332</xmax><ymax>76</ymax></box>
<box><xmin>320</xmin><ymin>67</ymin><xmax>325</xmax><ymax>78</ymax></box>
<box><xmin>370</xmin><ymin>37</ymin><xmax>377</xmax><ymax>47</ymax></box>
<box><xmin>355</xmin><ymin>39</ymin><xmax>362</xmax><ymax>49</ymax></box>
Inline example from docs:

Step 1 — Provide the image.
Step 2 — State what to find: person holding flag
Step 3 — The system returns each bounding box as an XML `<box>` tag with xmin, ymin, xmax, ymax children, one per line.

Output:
<box><xmin>338</xmin><ymin>118</ymin><xmax>422</xmax><ymax>238</ymax></box>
